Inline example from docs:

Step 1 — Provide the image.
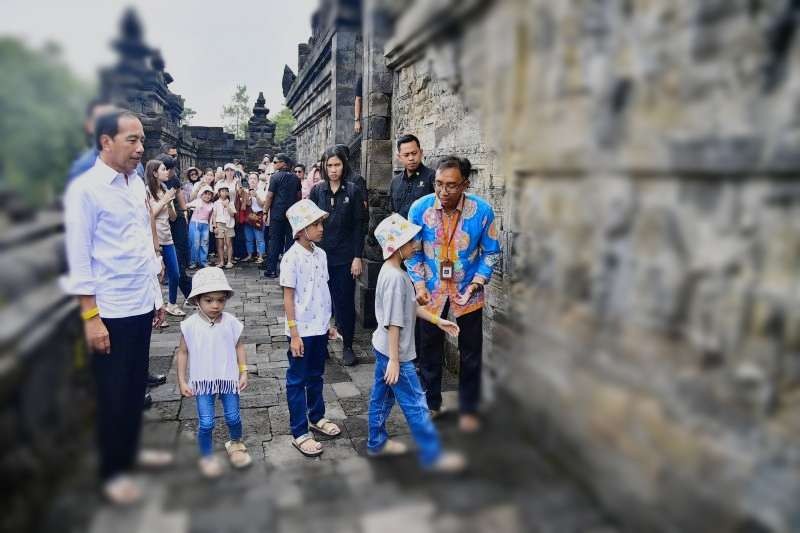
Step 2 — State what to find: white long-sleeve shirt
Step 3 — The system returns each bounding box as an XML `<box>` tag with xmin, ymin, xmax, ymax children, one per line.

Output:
<box><xmin>60</xmin><ymin>158</ymin><xmax>163</xmax><ymax>318</ymax></box>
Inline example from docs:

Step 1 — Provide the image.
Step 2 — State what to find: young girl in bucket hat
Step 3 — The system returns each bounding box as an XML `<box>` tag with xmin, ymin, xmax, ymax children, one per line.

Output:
<box><xmin>280</xmin><ymin>199</ymin><xmax>342</xmax><ymax>457</ymax></box>
<box><xmin>368</xmin><ymin>213</ymin><xmax>465</xmax><ymax>472</ymax></box>
<box><xmin>175</xmin><ymin>267</ymin><xmax>252</xmax><ymax>477</ymax></box>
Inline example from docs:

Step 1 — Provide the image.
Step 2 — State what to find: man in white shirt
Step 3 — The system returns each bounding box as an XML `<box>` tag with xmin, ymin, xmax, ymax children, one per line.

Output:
<box><xmin>61</xmin><ymin>109</ymin><xmax>166</xmax><ymax>505</ymax></box>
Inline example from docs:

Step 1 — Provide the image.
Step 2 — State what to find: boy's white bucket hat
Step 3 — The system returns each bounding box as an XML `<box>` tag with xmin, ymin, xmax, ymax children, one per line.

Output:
<box><xmin>286</xmin><ymin>199</ymin><xmax>329</xmax><ymax>238</ymax></box>
<box><xmin>187</xmin><ymin>267</ymin><xmax>234</xmax><ymax>304</ymax></box>
<box><xmin>374</xmin><ymin>213</ymin><xmax>422</xmax><ymax>259</ymax></box>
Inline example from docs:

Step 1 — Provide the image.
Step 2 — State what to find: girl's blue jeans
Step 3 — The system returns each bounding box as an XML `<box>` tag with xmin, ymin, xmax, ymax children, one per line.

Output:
<box><xmin>162</xmin><ymin>243</ymin><xmax>180</xmax><ymax>304</ymax></box>
<box><xmin>188</xmin><ymin>220</ymin><xmax>209</xmax><ymax>266</ymax></box>
<box><xmin>244</xmin><ymin>222</ymin><xmax>266</xmax><ymax>256</ymax></box>
<box><xmin>195</xmin><ymin>392</ymin><xmax>242</xmax><ymax>457</ymax></box>
<box><xmin>367</xmin><ymin>350</ymin><xmax>442</xmax><ymax>467</ymax></box>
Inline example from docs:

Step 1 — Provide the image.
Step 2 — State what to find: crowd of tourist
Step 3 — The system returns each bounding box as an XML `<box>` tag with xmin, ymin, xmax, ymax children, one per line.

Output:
<box><xmin>61</xmin><ymin>103</ymin><xmax>500</xmax><ymax>504</ymax></box>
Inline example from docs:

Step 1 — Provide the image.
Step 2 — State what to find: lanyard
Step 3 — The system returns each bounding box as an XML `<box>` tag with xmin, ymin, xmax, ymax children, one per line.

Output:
<box><xmin>441</xmin><ymin>208</ymin><xmax>461</xmax><ymax>262</ymax></box>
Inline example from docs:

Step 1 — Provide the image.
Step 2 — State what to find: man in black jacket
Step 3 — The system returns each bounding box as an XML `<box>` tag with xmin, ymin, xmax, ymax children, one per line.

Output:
<box><xmin>390</xmin><ymin>134</ymin><xmax>435</xmax><ymax>218</ymax></box>
<box><xmin>263</xmin><ymin>153</ymin><xmax>301</xmax><ymax>278</ymax></box>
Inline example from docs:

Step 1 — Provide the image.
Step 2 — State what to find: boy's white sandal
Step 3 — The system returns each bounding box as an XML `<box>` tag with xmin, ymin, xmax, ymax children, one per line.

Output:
<box><xmin>199</xmin><ymin>456</ymin><xmax>224</xmax><ymax>478</ymax></box>
<box><xmin>225</xmin><ymin>440</ymin><xmax>252</xmax><ymax>469</ymax></box>
<box><xmin>308</xmin><ymin>418</ymin><xmax>341</xmax><ymax>437</ymax></box>
<box><xmin>367</xmin><ymin>439</ymin><xmax>408</xmax><ymax>457</ymax></box>
<box><xmin>292</xmin><ymin>433</ymin><xmax>323</xmax><ymax>457</ymax></box>
<box><xmin>102</xmin><ymin>475</ymin><xmax>142</xmax><ymax>505</ymax></box>
<box><xmin>428</xmin><ymin>451</ymin><xmax>466</xmax><ymax>474</ymax></box>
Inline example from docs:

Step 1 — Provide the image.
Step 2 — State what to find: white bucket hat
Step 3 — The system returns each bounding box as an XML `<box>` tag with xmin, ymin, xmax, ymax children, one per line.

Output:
<box><xmin>374</xmin><ymin>213</ymin><xmax>422</xmax><ymax>260</ymax></box>
<box><xmin>223</xmin><ymin>163</ymin><xmax>237</xmax><ymax>171</ymax></box>
<box><xmin>186</xmin><ymin>267</ymin><xmax>234</xmax><ymax>304</ymax></box>
<box><xmin>286</xmin><ymin>199</ymin><xmax>329</xmax><ymax>238</ymax></box>
<box><xmin>214</xmin><ymin>182</ymin><xmax>230</xmax><ymax>194</ymax></box>
<box><xmin>198</xmin><ymin>185</ymin><xmax>214</xmax><ymax>197</ymax></box>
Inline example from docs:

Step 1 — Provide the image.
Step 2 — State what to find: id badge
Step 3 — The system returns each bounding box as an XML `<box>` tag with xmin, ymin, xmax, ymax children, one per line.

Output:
<box><xmin>440</xmin><ymin>260</ymin><xmax>454</xmax><ymax>280</ymax></box>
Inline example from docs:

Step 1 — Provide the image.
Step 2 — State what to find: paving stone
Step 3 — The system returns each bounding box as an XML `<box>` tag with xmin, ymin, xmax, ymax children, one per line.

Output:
<box><xmin>144</xmin><ymin>400</ymin><xmax>181</xmax><ymax>422</ymax></box>
<box><xmin>332</xmin><ymin>381</ymin><xmax>361</xmax><ymax>399</ymax></box>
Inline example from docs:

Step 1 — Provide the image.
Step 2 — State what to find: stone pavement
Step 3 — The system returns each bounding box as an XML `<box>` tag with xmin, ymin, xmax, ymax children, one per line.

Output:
<box><xmin>42</xmin><ymin>262</ymin><xmax>619</xmax><ymax>533</ymax></box>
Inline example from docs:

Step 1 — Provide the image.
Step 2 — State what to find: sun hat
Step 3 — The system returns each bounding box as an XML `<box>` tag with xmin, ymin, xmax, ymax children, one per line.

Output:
<box><xmin>187</xmin><ymin>267</ymin><xmax>234</xmax><ymax>304</ymax></box>
<box><xmin>286</xmin><ymin>199</ymin><xmax>329</xmax><ymax>238</ymax></box>
<box><xmin>214</xmin><ymin>182</ymin><xmax>230</xmax><ymax>194</ymax></box>
<box><xmin>224</xmin><ymin>163</ymin><xmax>236</xmax><ymax>171</ymax></box>
<box><xmin>374</xmin><ymin>213</ymin><xmax>422</xmax><ymax>260</ymax></box>
<box><xmin>198</xmin><ymin>185</ymin><xmax>214</xmax><ymax>196</ymax></box>
<box><xmin>185</xmin><ymin>166</ymin><xmax>200</xmax><ymax>176</ymax></box>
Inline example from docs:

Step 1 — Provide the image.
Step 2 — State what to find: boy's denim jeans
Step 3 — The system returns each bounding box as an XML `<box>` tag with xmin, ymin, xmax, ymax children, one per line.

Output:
<box><xmin>368</xmin><ymin>350</ymin><xmax>442</xmax><ymax>467</ymax></box>
<box><xmin>188</xmin><ymin>220</ymin><xmax>209</xmax><ymax>266</ymax></box>
<box><xmin>195</xmin><ymin>392</ymin><xmax>242</xmax><ymax>457</ymax></box>
<box><xmin>285</xmin><ymin>335</ymin><xmax>328</xmax><ymax>438</ymax></box>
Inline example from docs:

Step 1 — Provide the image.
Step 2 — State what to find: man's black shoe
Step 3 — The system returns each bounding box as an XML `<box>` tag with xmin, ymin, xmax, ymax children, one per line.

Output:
<box><xmin>263</xmin><ymin>271</ymin><xmax>278</xmax><ymax>279</ymax></box>
<box><xmin>342</xmin><ymin>347</ymin><xmax>357</xmax><ymax>366</ymax></box>
<box><xmin>148</xmin><ymin>372</ymin><xmax>167</xmax><ymax>387</ymax></box>
<box><xmin>143</xmin><ymin>392</ymin><xmax>153</xmax><ymax>410</ymax></box>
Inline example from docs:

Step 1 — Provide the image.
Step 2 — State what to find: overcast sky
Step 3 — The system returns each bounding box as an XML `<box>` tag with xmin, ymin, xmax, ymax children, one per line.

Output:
<box><xmin>1</xmin><ymin>0</ymin><xmax>317</xmax><ymax>125</ymax></box>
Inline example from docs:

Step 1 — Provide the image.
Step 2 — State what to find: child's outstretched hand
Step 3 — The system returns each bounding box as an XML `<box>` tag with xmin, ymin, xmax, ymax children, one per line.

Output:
<box><xmin>179</xmin><ymin>381</ymin><xmax>193</xmax><ymax>397</ymax></box>
<box><xmin>438</xmin><ymin>319</ymin><xmax>460</xmax><ymax>337</ymax></box>
<box><xmin>238</xmin><ymin>372</ymin><xmax>249</xmax><ymax>392</ymax></box>
<box><xmin>290</xmin><ymin>335</ymin><xmax>304</xmax><ymax>358</ymax></box>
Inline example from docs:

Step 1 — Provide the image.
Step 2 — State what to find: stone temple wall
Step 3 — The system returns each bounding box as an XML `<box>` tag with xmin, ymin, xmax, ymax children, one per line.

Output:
<box><xmin>380</xmin><ymin>0</ymin><xmax>800</xmax><ymax>531</ymax></box>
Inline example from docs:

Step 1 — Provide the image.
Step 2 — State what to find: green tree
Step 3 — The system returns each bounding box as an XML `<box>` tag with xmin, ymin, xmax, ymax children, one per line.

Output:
<box><xmin>272</xmin><ymin>107</ymin><xmax>296</xmax><ymax>144</ymax></box>
<box><xmin>0</xmin><ymin>38</ymin><xmax>90</xmax><ymax>206</ymax></box>
<box><xmin>180</xmin><ymin>106</ymin><xmax>197</xmax><ymax>126</ymax></box>
<box><xmin>220</xmin><ymin>84</ymin><xmax>250</xmax><ymax>139</ymax></box>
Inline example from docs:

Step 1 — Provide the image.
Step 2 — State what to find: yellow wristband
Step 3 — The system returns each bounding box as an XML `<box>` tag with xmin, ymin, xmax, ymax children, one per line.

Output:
<box><xmin>287</xmin><ymin>320</ymin><xmax>297</xmax><ymax>328</ymax></box>
<box><xmin>432</xmin><ymin>315</ymin><xmax>440</xmax><ymax>325</ymax></box>
<box><xmin>239</xmin><ymin>364</ymin><xmax>248</xmax><ymax>373</ymax></box>
<box><xmin>81</xmin><ymin>307</ymin><xmax>100</xmax><ymax>321</ymax></box>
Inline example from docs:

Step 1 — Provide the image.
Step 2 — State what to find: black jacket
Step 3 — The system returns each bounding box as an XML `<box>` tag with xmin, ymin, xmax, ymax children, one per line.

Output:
<box><xmin>309</xmin><ymin>180</ymin><xmax>365</xmax><ymax>266</ymax></box>
<box><xmin>390</xmin><ymin>163</ymin><xmax>435</xmax><ymax>218</ymax></box>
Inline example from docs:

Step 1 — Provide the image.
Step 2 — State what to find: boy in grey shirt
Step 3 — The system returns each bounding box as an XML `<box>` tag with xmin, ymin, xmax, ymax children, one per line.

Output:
<box><xmin>367</xmin><ymin>214</ymin><xmax>465</xmax><ymax>472</ymax></box>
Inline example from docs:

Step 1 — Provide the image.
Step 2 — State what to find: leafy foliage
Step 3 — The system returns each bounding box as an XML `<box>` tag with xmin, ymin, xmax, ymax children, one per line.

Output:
<box><xmin>220</xmin><ymin>84</ymin><xmax>250</xmax><ymax>140</ymax></box>
<box><xmin>180</xmin><ymin>106</ymin><xmax>197</xmax><ymax>126</ymax></box>
<box><xmin>0</xmin><ymin>38</ymin><xmax>91</xmax><ymax>205</ymax></box>
<box><xmin>272</xmin><ymin>107</ymin><xmax>296</xmax><ymax>144</ymax></box>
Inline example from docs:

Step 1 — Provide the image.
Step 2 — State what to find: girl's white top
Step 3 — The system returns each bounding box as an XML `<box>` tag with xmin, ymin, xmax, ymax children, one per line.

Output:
<box><xmin>213</xmin><ymin>198</ymin><xmax>235</xmax><ymax>226</ymax></box>
<box><xmin>180</xmin><ymin>311</ymin><xmax>244</xmax><ymax>395</ymax></box>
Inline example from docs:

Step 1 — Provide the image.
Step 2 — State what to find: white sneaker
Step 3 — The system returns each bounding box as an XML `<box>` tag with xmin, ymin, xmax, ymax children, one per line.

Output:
<box><xmin>165</xmin><ymin>303</ymin><xmax>186</xmax><ymax>317</ymax></box>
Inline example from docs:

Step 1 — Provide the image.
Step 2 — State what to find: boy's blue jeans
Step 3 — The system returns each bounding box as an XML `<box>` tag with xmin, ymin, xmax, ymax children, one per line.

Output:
<box><xmin>285</xmin><ymin>335</ymin><xmax>328</xmax><ymax>438</ymax></box>
<box><xmin>367</xmin><ymin>350</ymin><xmax>442</xmax><ymax>467</ymax></box>
<box><xmin>188</xmin><ymin>220</ymin><xmax>209</xmax><ymax>266</ymax></box>
<box><xmin>195</xmin><ymin>392</ymin><xmax>242</xmax><ymax>457</ymax></box>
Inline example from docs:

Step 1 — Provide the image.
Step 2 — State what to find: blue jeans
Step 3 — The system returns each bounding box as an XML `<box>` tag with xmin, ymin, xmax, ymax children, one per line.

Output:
<box><xmin>162</xmin><ymin>243</ymin><xmax>180</xmax><ymax>304</ymax></box>
<box><xmin>368</xmin><ymin>350</ymin><xmax>442</xmax><ymax>467</ymax></box>
<box><xmin>195</xmin><ymin>393</ymin><xmax>242</xmax><ymax>457</ymax></box>
<box><xmin>188</xmin><ymin>220</ymin><xmax>209</xmax><ymax>266</ymax></box>
<box><xmin>285</xmin><ymin>335</ymin><xmax>328</xmax><ymax>438</ymax></box>
<box><xmin>244</xmin><ymin>222</ymin><xmax>265</xmax><ymax>256</ymax></box>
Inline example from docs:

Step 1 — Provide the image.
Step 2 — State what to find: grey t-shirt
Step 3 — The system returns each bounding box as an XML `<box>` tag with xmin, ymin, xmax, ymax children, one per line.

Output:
<box><xmin>371</xmin><ymin>264</ymin><xmax>417</xmax><ymax>362</ymax></box>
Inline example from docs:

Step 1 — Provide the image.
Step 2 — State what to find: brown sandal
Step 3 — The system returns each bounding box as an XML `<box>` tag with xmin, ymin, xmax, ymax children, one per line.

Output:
<box><xmin>309</xmin><ymin>417</ymin><xmax>341</xmax><ymax>437</ymax></box>
<box><xmin>225</xmin><ymin>440</ymin><xmax>252</xmax><ymax>469</ymax></box>
<box><xmin>292</xmin><ymin>434</ymin><xmax>323</xmax><ymax>457</ymax></box>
